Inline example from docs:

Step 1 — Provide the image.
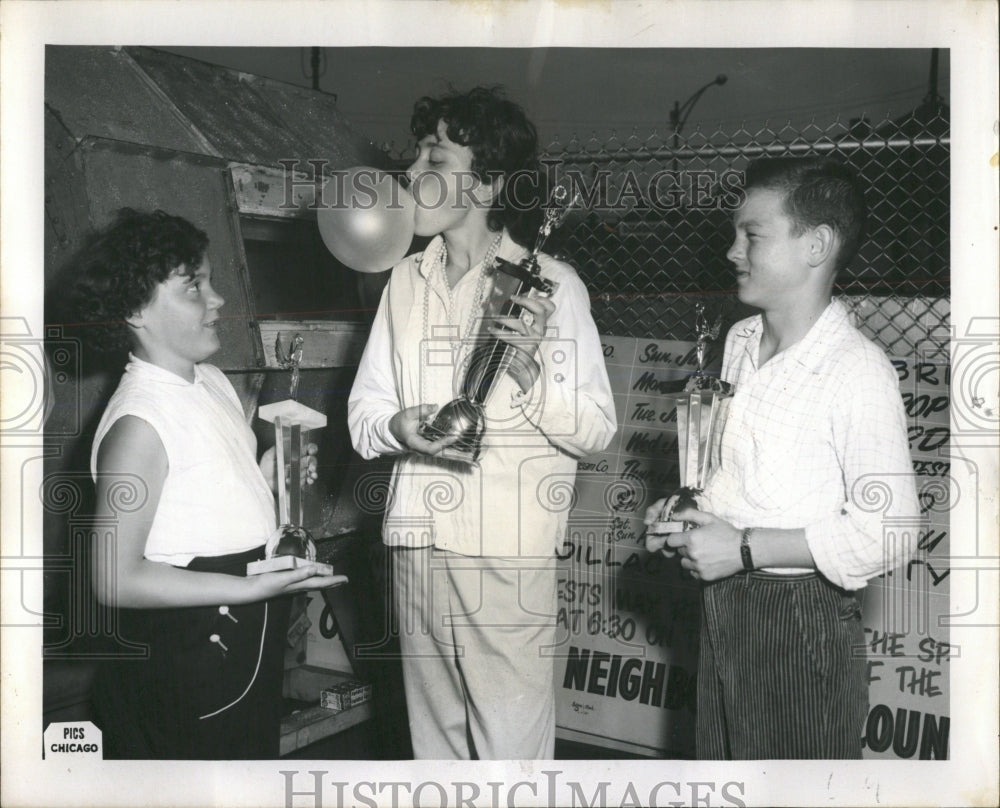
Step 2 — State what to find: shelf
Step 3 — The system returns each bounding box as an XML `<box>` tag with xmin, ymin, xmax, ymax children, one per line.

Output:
<box><xmin>280</xmin><ymin>701</ymin><xmax>372</xmax><ymax>756</ymax></box>
<box><xmin>280</xmin><ymin>664</ymin><xmax>372</xmax><ymax>756</ymax></box>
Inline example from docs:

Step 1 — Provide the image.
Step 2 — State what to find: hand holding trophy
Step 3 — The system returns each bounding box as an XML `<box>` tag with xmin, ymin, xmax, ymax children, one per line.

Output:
<box><xmin>416</xmin><ymin>183</ymin><xmax>580</xmax><ymax>464</ymax></box>
<box><xmin>645</xmin><ymin>304</ymin><xmax>733</xmax><ymax>537</ymax></box>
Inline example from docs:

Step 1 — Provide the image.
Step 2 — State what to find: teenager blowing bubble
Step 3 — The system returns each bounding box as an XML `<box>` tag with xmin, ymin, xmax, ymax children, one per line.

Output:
<box><xmin>644</xmin><ymin>158</ymin><xmax>921</xmax><ymax>759</ymax></box>
<box><xmin>73</xmin><ymin>210</ymin><xmax>342</xmax><ymax>759</ymax></box>
<box><xmin>348</xmin><ymin>87</ymin><xmax>616</xmax><ymax>759</ymax></box>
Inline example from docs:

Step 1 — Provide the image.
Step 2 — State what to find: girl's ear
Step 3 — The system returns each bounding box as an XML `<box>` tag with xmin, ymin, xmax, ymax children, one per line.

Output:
<box><xmin>475</xmin><ymin>173</ymin><xmax>504</xmax><ymax>206</ymax></box>
<box><xmin>125</xmin><ymin>301</ymin><xmax>153</xmax><ymax>339</ymax></box>
<box><xmin>489</xmin><ymin>174</ymin><xmax>505</xmax><ymax>203</ymax></box>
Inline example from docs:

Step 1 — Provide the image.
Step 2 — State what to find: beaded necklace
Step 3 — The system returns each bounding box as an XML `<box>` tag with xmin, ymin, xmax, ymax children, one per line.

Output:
<box><xmin>421</xmin><ymin>232</ymin><xmax>502</xmax><ymax>350</ymax></box>
<box><xmin>420</xmin><ymin>232</ymin><xmax>503</xmax><ymax>404</ymax></box>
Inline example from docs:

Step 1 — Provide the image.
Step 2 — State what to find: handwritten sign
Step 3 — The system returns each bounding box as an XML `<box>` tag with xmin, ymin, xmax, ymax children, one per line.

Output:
<box><xmin>554</xmin><ymin>341</ymin><xmax>951</xmax><ymax>760</ymax></box>
<box><xmin>861</xmin><ymin>353</ymin><xmax>951</xmax><ymax>759</ymax></box>
<box><xmin>554</xmin><ymin>337</ymin><xmax>704</xmax><ymax>756</ymax></box>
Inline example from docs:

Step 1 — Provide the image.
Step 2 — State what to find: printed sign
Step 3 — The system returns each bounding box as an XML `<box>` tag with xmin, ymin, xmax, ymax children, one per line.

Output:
<box><xmin>554</xmin><ymin>337</ymin><xmax>704</xmax><ymax>756</ymax></box>
<box><xmin>43</xmin><ymin>722</ymin><xmax>103</xmax><ymax>758</ymax></box>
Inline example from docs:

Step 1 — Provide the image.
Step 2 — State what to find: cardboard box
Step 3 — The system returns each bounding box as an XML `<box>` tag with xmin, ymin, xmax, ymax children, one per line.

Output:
<box><xmin>320</xmin><ymin>679</ymin><xmax>372</xmax><ymax>712</ymax></box>
<box><xmin>304</xmin><ymin>591</ymin><xmax>352</xmax><ymax>671</ymax></box>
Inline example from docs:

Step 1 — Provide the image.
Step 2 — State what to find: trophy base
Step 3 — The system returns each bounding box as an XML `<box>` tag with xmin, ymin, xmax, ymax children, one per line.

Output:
<box><xmin>246</xmin><ymin>555</ymin><xmax>336</xmax><ymax>576</ymax></box>
<box><xmin>645</xmin><ymin>487</ymin><xmax>702</xmax><ymax>537</ymax></box>
<box><xmin>248</xmin><ymin>524</ymin><xmax>334</xmax><ymax>575</ymax></box>
<box><xmin>418</xmin><ymin>397</ymin><xmax>485</xmax><ymax>465</ymax></box>
<box><xmin>645</xmin><ymin>521</ymin><xmax>687</xmax><ymax>536</ymax></box>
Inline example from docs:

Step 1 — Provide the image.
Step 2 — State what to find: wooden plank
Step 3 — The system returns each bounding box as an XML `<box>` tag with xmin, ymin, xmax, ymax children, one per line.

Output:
<box><xmin>257</xmin><ymin>321</ymin><xmax>369</xmax><ymax>369</ymax></box>
<box><xmin>280</xmin><ymin>665</ymin><xmax>373</xmax><ymax>755</ymax></box>
<box><xmin>279</xmin><ymin>702</ymin><xmax>372</xmax><ymax>756</ymax></box>
<box><xmin>230</xmin><ymin>163</ymin><xmax>322</xmax><ymax>218</ymax></box>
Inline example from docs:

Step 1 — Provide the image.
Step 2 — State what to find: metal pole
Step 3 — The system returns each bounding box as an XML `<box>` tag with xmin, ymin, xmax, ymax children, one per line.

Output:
<box><xmin>924</xmin><ymin>48</ymin><xmax>941</xmax><ymax>110</ymax></box>
<box><xmin>311</xmin><ymin>47</ymin><xmax>321</xmax><ymax>91</ymax></box>
<box><xmin>670</xmin><ymin>75</ymin><xmax>727</xmax><ymax>176</ymax></box>
<box><xmin>671</xmin><ymin>100</ymin><xmax>681</xmax><ymax>173</ymax></box>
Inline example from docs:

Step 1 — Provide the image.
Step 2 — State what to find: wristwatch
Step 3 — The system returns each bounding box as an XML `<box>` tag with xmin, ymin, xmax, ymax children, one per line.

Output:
<box><xmin>740</xmin><ymin>527</ymin><xmax>756</xmax><ymax>571</ymax></box>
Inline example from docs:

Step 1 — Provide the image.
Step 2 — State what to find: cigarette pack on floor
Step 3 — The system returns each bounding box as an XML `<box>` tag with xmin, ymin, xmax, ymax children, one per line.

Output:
<box><xmin>320</xmin><ymin>679</ymin><xmax>372</xmax><ymax>712</ymax></box>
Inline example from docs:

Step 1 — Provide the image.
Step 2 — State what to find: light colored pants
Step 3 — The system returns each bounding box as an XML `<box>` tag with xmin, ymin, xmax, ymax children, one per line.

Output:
<box><xmin>392</xmin><ymin>547</ymin><xmax>558</xmax><ymax>759</ymax></box>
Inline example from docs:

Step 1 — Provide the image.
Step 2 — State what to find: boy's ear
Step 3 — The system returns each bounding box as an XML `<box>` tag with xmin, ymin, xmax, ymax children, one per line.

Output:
<box><xmin>806</xmin><ymin>223</ymin><xmax>838</xmax><ymax>268</ymax></box>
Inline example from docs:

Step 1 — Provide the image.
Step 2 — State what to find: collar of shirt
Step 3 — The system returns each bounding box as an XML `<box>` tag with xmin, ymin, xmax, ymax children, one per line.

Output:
<box><xmin>416</xmin><ymin>231</ymin><xmax>527</xmax><ymax>282</ymax></box>
<box><xmin>125</xmin><ymin>353</ymin><xmax>206</xmax><ymax>387</ymax></box>
<box><xmin>738</xmin><ymin>299</ymin><xmax>851</xmax><ymax>375</ymax></box>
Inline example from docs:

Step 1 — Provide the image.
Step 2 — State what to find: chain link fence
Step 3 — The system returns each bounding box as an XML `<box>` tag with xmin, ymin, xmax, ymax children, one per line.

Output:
<box><xmin>387</xmin><ymin>105</ymin><xmax>949</xmax><ymax>357</ymax></box>
<box><xmin>539</xmin><ymin>106</ymin><xmax>949</xmax><ymax>357</ymax></box>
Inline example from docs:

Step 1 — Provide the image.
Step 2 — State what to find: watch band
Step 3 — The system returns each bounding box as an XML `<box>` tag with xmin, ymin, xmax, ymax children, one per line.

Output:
<box><xmin>740</xmin><ymin>527</ymin><xmax>755</xmax><ymax>571</ymax></box>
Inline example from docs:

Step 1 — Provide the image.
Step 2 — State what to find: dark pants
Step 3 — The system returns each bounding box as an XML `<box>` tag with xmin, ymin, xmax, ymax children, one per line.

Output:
<box><xmin>92</xmin><ymin>546</ymin><xmax>292</xmax><ymax>759</ymax></box>
<box><xmin>696</xmin><ymin>571</ymin><xmax>868</xmax><ymax>759</ymax></box>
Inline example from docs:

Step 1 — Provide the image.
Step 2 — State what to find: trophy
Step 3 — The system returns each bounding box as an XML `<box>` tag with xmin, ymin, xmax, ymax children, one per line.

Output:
<box><xmin>646</xmin><ymin>303</ymin><xmax>734</xmax><ymax>535</ymax></box>
<box><xmin>417</xmin><ymin>183</ymin><xmax>580</xmax><ymax>464</ymax></box>
<box><xmin>247</xmin><ymin>334</ymin><xmax>336</xmax><ymax>576</ymax></box>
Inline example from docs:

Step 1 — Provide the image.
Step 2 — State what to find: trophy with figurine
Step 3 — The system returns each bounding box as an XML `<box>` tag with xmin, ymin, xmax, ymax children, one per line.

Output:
<box><xmin>646</xmin><ymin>303</ymin><xmax>734</xmax><ymax>535</ymax></box>
<box><xmin>417</xmin><ymin>183</ymin><xmax>580</xmax><ymax>464</ymax></box>
<box><xmin>247</xmin><ymin>334</ymin><xmax>337</xmax><ymax>576</ymax></box>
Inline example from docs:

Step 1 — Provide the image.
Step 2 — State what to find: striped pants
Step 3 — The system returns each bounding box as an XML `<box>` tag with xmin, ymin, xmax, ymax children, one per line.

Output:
<box><xmin>697</xmin><ymin>571</ymin><xmax>868</xmax><ymax>759</ymax></box>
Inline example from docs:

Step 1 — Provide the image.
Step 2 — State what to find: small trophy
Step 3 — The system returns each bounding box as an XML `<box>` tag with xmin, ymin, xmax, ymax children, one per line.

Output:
<box><xmin>646</xmin><ymin>303</ymin><xmax>734</xmax><ymax>535</ymax></box>
<box><xmin>417</xmin><ymin>183</ymin><xmax>580</xmax><ymax>464</ymax></box>
<box><xmin>247</xmin><ymin>334</ymin><xmax>336</xmax><ymax>576</ymax></box>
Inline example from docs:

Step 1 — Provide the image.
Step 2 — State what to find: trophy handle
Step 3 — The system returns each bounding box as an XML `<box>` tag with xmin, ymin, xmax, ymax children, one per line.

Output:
<box><xmin>493</xmin><ymin>256</ymin><xmax>557</xmax><ymax>294</ymax></box>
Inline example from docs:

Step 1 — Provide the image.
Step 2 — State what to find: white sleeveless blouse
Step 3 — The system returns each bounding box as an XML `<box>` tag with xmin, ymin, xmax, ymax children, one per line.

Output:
<box><xmin>91</xmin><ymin>356</ymin><xmax>276</xmax><ymax>565</ymax></box>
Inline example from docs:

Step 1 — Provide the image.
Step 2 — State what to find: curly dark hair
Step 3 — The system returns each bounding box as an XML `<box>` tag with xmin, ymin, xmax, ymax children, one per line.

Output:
<box><xmin>410</xmin><ymin>86</ymin><xmax>545</xmax><ymax>248</ymax></box>
<box><xmin>744</xmin><ymin>157</ymin><xmax>868</xmax><ymax>273</ymax></box>
<box><xmin>69</xmin><ymin>209</ymin><xmax>209</xmax><ymax>353</ymax></box>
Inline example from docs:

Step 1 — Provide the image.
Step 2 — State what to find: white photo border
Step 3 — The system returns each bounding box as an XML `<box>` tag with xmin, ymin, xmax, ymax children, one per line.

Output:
<box><xmin>2</xmin><ymin>2</ymin><xmax>997</xmax><ymax>807</ymax></box>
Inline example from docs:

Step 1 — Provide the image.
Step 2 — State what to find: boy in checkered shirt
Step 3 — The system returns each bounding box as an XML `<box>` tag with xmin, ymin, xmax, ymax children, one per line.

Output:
<box><xmin>645</xmin><ymin>157</ymin><xmax>920</xmax><ymax>759</ymax></box>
